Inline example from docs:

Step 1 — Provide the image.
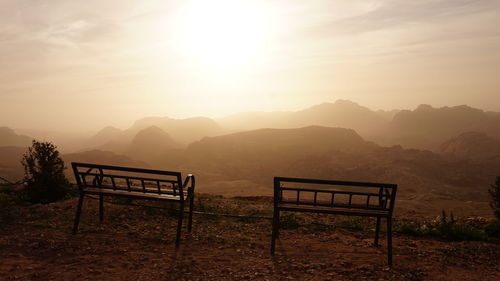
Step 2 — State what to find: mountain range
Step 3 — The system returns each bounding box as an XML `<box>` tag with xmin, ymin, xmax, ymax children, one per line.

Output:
<box><xmin>0</xmin><ymin>127</ymin><xmax>32</xmax><ymax>147</ymax></box>
<box><xmin>218</xmin><ymin>100</ymin><xmax>390</xmax><ymax>137</ymax></box>
<box><xmin>383</xmin><ymin>104</ymin><xmax>500</xmax><ymax>150</ymax></box>
<box><xmin>168</xmin><ymin>126</ymin><xmax>498</xmax><ymax>214</ymax></box>
<box><xmin>2</xmin><ymin>100</ymin><xmax>500</xmax><ymax>215</ymax></box>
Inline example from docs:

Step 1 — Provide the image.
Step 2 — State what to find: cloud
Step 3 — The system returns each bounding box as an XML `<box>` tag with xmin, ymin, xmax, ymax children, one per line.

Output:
<box><xmin>309</xmin><ymin>0</ymin><xmax>500</xmax><ymax>36</ymax></box>
<box><xmin>275</xmin><ymin>0</ymin><xmax>500</xmax><ymax>66</ymax></box>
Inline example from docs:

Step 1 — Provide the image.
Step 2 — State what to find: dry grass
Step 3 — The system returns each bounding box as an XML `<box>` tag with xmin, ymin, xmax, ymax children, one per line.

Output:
<box><xmin>0</xmin><ymin>194</ymin><xmax>499</xmax><ymax>280</ymax></box>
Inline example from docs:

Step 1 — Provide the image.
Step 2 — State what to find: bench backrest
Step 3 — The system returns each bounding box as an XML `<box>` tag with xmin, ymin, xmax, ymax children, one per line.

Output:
<box><xmin>72</xmin><ymin>162</ymin><xmax>187</xmax><ymax>200</ymax></box>
<box><xmin>274</xmin><ymin>177</ymin><xmax>397</xmax><ymax>214</ymax></box>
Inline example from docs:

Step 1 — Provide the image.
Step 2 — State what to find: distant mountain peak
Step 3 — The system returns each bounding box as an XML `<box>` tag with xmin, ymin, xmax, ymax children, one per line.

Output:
<box><xmin>0</xmin><ymin>126</ymin><xmax>17</xmax><ymax>135</ymax></box>
<box><xmin>127</xmin><ymin>126</ymin><xmax>179</xmax><ymax>163</ymax></box>
<box><xmin>131</xmin><ymin>116</ymin><xmax>170</xmax><ymax>130</ymax></box>
<box><xmin>94</xmin><ymin>126</ymin><xmax>121</xmax><ymax>137</ymax></box>
<box><xmin>101</xmin><ymin>125</ymin><xmax>121</xmax><ymax>131</ymax></box>
<box><xmin>189</xmin><ymin>125</ymin><xmax>372</xmax><ymax>155</ymax></box>
<box><xmin>0</xmin><ymin>126</ymin><xmax>32</xmax><ymax>147</ymax></box>
<box><xmin>308</xmin><ymin>99</ymin><xmax>365</xmax><ymax>110</ymax></box>
<box><xmin>415</xmin><ymin>104</ymin><xmax>433</xmax><ymax>111</ymax></box>
<box><xmin>333</xmin><ymin>99</ymin><xmax>361</xmax><ymax>106</ymax></box>
<box><xmin>133</xmin><ymin>126</ymin><xmax>173</xmax><ymax>141</ymax></box>
<box><xmin>413</xmin><ymin>103</ymin><xmax>482</xmax><ymax>113</ymax></box>
<box><xmin>440</xmin><ymin>131</ymin><xmax>500</xmax><ymax>160</ymax></box>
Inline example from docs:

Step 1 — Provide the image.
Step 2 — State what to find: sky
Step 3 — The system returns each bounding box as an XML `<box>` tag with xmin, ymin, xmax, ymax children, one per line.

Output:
<box><xmin>1</xmin><ymin>0</ymin><xmax>500</xmax><ymax>132</ymax></box>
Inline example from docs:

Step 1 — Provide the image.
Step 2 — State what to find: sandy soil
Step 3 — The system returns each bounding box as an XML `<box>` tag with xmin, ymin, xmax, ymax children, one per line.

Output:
<box><xmin>1</xmin><ymin>197</ymin><xmax>499</xmax><ymax>281</ymax></box>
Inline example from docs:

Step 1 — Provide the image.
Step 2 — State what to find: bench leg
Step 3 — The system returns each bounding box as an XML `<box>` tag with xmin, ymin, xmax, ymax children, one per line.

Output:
<box><xmin>175</xmin><ymin>203</ymin><xmax>184</xmax><ymax>248</ymax></box>
<box><xmin>72</xmin><ymin>193</ymin><xmax>85</xmax><ymax>234</ymax></box>
<box><xmin>270</xmin><ymin>208</ymin><xmax>280</xmax><ymax>255</ymax></box>
<box><xmin>387</xmin><ymin>217</ymin><xmax>393</xmax><ymax>266</ymax></box>
<box><xmin>275</xmin><ymin>210</ymin><xmax>280</xmax><ymax>239</ymax></box>
<box><xmin>99</xmin><ymin>195</ymin><xmax>104</xmax><ymax>224</ymax></box>
<box><xmin>374</xmin><ymin>217</ymin><xmax>381</xmax><ymax>246</ymax></box>
<box><xmin>188</xmin><ymin>194</ymin><xmax>194</xmax><ymax>233</ymax></box>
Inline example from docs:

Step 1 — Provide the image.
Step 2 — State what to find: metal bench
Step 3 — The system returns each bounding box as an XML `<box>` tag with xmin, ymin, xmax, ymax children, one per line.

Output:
<box><xmin>270</xmin><ymin>176</ymin><xmax>397</xmax><ymax>265</ymax></box>
<box><xmin>71</xmin><ymin>162</ymin><xmax>195</xmax><ymax>247</ymax></box>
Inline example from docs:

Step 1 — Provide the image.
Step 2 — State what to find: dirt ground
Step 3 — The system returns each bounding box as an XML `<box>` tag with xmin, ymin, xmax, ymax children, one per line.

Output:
<box><xmin>0</xmin><ymin>196</ymin><xmax>499</xmax><ymax>281</ymax></box>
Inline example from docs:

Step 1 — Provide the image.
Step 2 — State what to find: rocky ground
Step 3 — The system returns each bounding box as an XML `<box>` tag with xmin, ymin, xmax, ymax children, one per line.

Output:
<box><xmin>0</xmin><ymin>195</ymin><xmax>499</xmax><ymax>281</ymax></box>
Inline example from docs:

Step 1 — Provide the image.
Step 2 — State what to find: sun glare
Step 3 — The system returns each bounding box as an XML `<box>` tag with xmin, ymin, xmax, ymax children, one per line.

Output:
<box><xmin>173</xmin><ymin>0</ymin><xmax>274</xmax><ymax>70</ymax></box>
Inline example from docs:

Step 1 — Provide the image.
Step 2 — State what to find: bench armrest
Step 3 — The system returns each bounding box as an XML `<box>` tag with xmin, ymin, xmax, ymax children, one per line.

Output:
<box><xmin>183</xmin><ymin>174</ymin><xmax>196</xmax><ymax>194</ymax></box>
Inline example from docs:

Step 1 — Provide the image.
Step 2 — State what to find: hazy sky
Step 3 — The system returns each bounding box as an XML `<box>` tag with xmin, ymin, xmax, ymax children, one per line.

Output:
<box><xmin>1</xmin><ymin>0</ymin><xmax>500</xmax><ymax>131</ymax></box>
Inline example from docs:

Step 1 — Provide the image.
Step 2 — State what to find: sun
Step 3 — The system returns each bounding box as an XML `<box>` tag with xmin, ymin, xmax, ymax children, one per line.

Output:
<box><xmin>173</xmin><ymin>0</ymin><xmax>274</xmax><ymax>70</ymax></box>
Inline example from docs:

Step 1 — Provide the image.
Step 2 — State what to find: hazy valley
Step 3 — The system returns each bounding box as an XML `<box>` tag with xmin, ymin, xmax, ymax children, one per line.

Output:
<box><xmin>2</xmin><ymin>100</ymin><xmax>500</xmax><ymax>216</ymax></box>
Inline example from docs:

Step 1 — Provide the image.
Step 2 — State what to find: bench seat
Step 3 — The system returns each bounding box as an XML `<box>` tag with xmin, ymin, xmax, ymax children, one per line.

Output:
<box><xmin>83</xmin><ymin>187</ymin><xmax>188</xmax><ymax>201</ymax></box>
<box><xmin>278</xmin><ymin>202</ymin><xmax>389</xmax><ymax>217</ymax></box>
